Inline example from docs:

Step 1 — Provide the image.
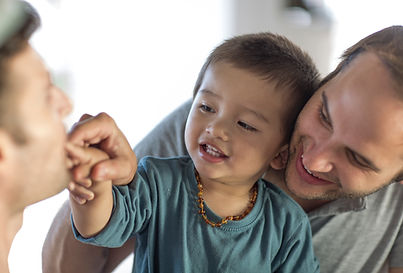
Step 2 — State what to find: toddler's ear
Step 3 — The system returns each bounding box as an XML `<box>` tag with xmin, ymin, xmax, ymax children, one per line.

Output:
<box><xmin>269</xmin><ymin>144</ymin><xmax>288</xmax><ymax>170</ymax></box>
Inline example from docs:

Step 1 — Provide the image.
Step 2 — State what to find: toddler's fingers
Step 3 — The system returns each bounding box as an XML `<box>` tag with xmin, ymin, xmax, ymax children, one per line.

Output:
<box><xmin>68</xmin><ymin>181</ymin><xmax>95</xmax><ymax>201</ymax></box>
<box><xmin>69</xmin><ymin>192</ymin><xmax>87</xmax><ymax>205</ymax></box>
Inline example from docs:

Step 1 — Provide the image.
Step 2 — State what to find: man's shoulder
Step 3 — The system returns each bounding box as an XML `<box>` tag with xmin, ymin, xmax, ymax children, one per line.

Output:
<box><xmin>366</xmin><ymin>182</ymin><xmax>403</xmax><ymax>211</ymax></box>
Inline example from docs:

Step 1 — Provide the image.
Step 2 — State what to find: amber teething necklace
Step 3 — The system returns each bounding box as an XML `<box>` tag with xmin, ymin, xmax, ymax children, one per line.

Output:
<box><xmin>195</xmin><ymin>169</ymin><xmax>258</xmax><ymax>228</ymax></box>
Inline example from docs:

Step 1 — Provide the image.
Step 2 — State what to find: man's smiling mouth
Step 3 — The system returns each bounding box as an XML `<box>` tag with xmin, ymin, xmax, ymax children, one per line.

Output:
<box><xmin>296</xmin><ymin>150</ymin><xmax>334</xmax><ymax>185</ymax></box>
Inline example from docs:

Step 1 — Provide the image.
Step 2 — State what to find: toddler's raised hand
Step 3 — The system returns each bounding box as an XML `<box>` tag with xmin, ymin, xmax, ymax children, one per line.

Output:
<box><xmin>66</xmin><ymin>143</ymin><xmax>110</xmax><ymax>205</ymax></box>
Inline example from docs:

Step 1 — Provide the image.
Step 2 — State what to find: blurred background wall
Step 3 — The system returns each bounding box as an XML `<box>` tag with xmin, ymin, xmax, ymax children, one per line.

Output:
<box><xmin>8</xmin><ymin>0</ymin><xmax>402</xmax><ymax>272</ymax></box>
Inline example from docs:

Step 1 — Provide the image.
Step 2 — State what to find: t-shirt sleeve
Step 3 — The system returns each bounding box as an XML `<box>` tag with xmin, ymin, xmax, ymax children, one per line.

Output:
<box><xmin>390</xmin><ymin>218</ymin><xmax>403</xmax><ymax>268</ymax></box>
<box><xmin>72</xmin><ymin>159</ymin><xmax>155</xmax><ymax>248</ymax></box>
<box><xmin>276</xmin><ymin>217</ymin><xmax>320</xmax><ymax>273</ymax></box>
<box><xmin>133</xmin><ymin>99</ymin><xmax>191</xmax><ymax>159</ymax></box>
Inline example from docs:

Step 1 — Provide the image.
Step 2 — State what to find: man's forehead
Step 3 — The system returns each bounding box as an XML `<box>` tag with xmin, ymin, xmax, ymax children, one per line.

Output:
<box><xmin>323</xmin><ymin>52</ymin><xmax>403</xmax><ymax>164</ymax></box>
<box><xmin>8</xmin><ymin>45</ymin><xmax>49</xmax><ymax>87</ymax></box>
<box><xmin>325</xmin><ymin>52</ymin><xmax>400</xmax><ymax>107</ymax></box>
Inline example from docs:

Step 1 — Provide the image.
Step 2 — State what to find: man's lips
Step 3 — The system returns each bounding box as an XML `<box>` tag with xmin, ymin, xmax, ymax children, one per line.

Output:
<box><xmin>295</xmin><ymin>147</ymin><xmax>334</xmax><ymax>186</ymax></box>
<box><xmin>199</xmin><ymin>143</ymin><xmax>228</xmax><ymax>163</ymax></box>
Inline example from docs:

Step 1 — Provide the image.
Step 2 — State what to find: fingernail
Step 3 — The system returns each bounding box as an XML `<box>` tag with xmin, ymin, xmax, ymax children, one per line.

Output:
<box><xmin>87</xmin><ymin>193</ymin><xmax>94</xmax><ymax>200</ymax></box>
<box><xmin>68</xmin><ymin>182</ymin><xmax>75</xmax><ymax>191</ymax></box>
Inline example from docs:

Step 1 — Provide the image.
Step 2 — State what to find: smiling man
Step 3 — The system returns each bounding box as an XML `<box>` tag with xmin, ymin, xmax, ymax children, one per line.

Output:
<box><xmin>43</xmin><ymin>26</ymin><xmax>403</xmax><ymax>273</ymax></box>
<box><xmin>286</xmin><ymin>52</ymin><xmax>403</xmax><ymax>200</ymax></box>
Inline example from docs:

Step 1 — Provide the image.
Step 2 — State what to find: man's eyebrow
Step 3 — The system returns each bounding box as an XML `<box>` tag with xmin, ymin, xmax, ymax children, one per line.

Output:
<box><xmin>322</xmin><ymin>91</ymin><xmax>333</xmax><ymax>125</ymax></box>
<box><xmin>346</xmin><ymin>147</ymin><xmax>381</xmax><ymax>173</ymax></box>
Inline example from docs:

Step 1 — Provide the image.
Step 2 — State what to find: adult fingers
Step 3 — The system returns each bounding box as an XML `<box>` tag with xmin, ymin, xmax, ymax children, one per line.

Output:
<box><xmin>69</xmin><ymin>112</ymin><xmax>137</xmax><ymax>184</ymax></box>
<box><xmin>69</xmin><ymin>112</ymin><xmax>118</xmax><ymax>147</ymax></box>
<box><xmin>78</xmin><ymin>113</ymin><xmax>93</xmax><ymax>122</ymax></box>
<box><xmin>66</xmin><ymin>142</ymin><xmax>92</xmax><ymax>166</ymax></box>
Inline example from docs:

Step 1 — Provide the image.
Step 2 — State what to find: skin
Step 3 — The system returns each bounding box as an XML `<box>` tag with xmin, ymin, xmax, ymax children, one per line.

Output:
<box><xmin>10</xmin><ymin>45</ymin><xmax>72</xmax><ymax>205</ymax></box>
<box><xmin>0</xmin><ymin>44</ymin><xmax>71</xmax><ymax>272</ymax></box>
<box><xmin>278</xmin><ymin>52</ymin><xmax>403</xmax><ymax>209</ymax></box>
<box><xmin>42</xmin><ymin>53</ymin><xmax>403</xmax><ymax>273</ymax></box>
<box><xmin>185</xmin><ymin>61</ymin><xmax>288</xmax><ymax>217</ymax></box>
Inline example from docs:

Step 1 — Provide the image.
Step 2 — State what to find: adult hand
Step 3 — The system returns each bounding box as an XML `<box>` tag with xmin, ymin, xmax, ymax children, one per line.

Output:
<box><xmin>68</xmin><ymin>112</ymin><xmax>137</xmax><ymax>185</ymax></box>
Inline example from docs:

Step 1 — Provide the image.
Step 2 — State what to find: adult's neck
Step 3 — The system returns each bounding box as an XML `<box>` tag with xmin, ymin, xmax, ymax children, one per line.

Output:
<box><xmin>264</xmin><ymin>169</ymin><xmax>331</xmax><ymax>212</ymax></box>
<box><xmin>0</xmin><ymin>202</ymin><xmax>24</xmax><ymax>273</ymax></box>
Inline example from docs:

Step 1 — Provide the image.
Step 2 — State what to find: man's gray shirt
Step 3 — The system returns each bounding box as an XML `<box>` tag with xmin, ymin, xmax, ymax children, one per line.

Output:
<box><xmin>134</xmin><ymin>99</ymin><xmax>403</xmax><ymax>273</ymax></box>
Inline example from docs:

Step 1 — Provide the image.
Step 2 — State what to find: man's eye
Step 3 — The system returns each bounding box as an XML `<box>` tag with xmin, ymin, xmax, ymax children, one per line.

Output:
<box><xmin>319</xmin><ymin>105</ymin><xmax>331</xmax><ymax>126</ymax></box>
<box><xmin>200</xmin><ymin>104</ymin><xmax>215</xmax><ymax>113</ymax></box>
<box><xmin>238</xmin><ymin>121</ymin><xmax>257</xmax><ymax>132</ymax></box>
<box><xmin>351</xmin><ymin>154</ymin><xmax>371</xmax><ymax>170</ymax></box>
<box><xmin>346</xmin><ymin>150</ymin><xmax>373</xmax><ymax>172</ymax></box>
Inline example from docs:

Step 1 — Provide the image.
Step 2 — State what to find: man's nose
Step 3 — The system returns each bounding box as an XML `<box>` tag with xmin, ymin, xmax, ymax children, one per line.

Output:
<box><xmin>302</xmin><ymin>142</ymin><xmax>335</xmax><ymax>173</ymax></box>
<box><xmin>205</xmin><ymin>118</ymin><xmax>230</xmax><ymax>141</ymax></box>
<box><xmin>55</xmin><ymin>88</ymin><xmax>72</xmax><ymax>118</ymax></box>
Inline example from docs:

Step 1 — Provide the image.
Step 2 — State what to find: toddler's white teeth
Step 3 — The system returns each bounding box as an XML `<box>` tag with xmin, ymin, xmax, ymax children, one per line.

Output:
<box><xmin>205</xmin><ymin>144</ymin><xmax>222</xmax><ymax>157</ymax></box>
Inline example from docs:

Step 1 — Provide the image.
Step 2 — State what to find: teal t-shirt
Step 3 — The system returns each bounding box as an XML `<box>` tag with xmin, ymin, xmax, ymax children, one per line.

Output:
<box><xmin>74</xmin><ymin>156</ymin><xmax>319</xmax><ymax>273</ymax></box>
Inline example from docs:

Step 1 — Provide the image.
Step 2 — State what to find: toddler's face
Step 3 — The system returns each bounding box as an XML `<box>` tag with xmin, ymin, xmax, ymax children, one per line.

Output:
<box><xmin>185</xmin><ymin>62</ymin><xmax>290</xmax><ymax>186</ymax></box>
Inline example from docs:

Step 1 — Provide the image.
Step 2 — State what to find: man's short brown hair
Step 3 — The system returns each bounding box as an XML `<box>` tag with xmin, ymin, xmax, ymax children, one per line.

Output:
<box><xmin>320</xmin><ymin>26</ymin><xmax>403</xmax><ymax>93</ymax></box>
<box><xmin>0</xmin><ymin>1</ymin><xmax>40</xmax><ymax>143</ymax></box>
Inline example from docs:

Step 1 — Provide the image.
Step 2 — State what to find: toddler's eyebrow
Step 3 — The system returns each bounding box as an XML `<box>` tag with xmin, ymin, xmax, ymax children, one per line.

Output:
<box><xmin>199</xmin><ymin>88</ymin><xmax>269</xmax><ymax>124</ymax></box>
<box><xmin>199</xmin><ymin>89</ymin><xmax>220</xmax><ymax>98</ymax></box>
<box><xmin>246</xmin><ymin>107</ymin><xmax>270</xmax><ymax>124</ymax></box>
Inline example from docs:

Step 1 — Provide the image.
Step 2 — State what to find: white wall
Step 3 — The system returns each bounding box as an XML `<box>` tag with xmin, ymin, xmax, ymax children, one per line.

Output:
<box><xmin>8</xmin><ymin>0</ymin><xmax>403</xmax><ymax>272</ymax></box>
<box><xmin>10</xmin><ymin>1</ymin><xmax>230</xmax><ymax>272</ymax></box>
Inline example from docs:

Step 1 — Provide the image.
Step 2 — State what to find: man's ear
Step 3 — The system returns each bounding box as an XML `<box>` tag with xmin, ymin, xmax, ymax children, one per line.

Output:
<box><xmin>269</xmin><ymin>144</ymin><xmax>288</xmax><ymax>170</ymax></box>
<box><xmin>0</xmin><ymin>129</ymin><xmax>17</xmax><ymax>164</ymax></box>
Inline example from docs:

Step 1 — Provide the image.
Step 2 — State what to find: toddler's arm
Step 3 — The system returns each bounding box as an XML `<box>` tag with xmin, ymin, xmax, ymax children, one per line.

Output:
<box><xmin>66</xmin><ymin>143</ymin><xmax>114</xmax><ymax>238</ymax></box>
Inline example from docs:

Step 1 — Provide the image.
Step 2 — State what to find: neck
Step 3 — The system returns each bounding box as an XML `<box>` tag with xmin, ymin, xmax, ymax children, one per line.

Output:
<box><xmin>264</xmin><ymin>169</ymin><xmax>331</xmax><ymax>212</ymax></box>
<box><xmin>0</xmin><ymin>201</ymin><xmax>24</xmax><ymax>273</ymax></box>
<box><xmin>199</xmin><ymin>176</ymin><xmax>256</xmax><ymax>218</ymax></box>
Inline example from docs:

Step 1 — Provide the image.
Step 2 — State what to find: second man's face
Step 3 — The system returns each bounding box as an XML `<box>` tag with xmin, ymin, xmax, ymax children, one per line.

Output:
<box><xmin>285</xmin><ymin>52</ymin><xmax>403</xmax><ymax>200</ymax></box>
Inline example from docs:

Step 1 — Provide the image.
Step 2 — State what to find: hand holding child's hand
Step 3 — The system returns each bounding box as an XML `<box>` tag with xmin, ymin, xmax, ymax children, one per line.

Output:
<box><xmin>66</xmin><ymin>143</ymin><xmax>110</xmax><ymax>205</ymax></box>
<box><xmin>69</xmin><ymin>113</ymin><xmax>138</xmax><ymax>185</ymax></box>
